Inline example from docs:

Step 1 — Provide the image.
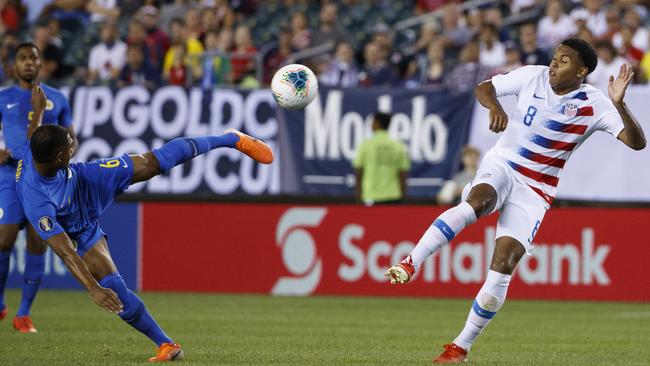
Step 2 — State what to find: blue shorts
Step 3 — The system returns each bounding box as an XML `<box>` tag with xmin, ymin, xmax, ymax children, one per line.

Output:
<box><xmin>69</xmin><ymin>154</ymin><xmax>134</xmax><ymax>256</ymax></box>
<box><xmin>0</xmin><ymin>164</ymin><xmax>25</xmax><ymax>225</ymax></box>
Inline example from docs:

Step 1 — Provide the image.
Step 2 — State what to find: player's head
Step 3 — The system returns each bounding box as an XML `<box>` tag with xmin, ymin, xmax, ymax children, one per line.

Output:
<box><xmin>13</xmin><ymin>42</ymin><xmax>41</xmax><ymax>83</ymax></box>
<box><xmin>549</xmin><ymin>38</ymin><xmax>597</xmax><ymax>89</ymax></box>
<box><xmin>372</xmin><ymin>112</ymin><xmax>392</xmax><ymax>130</ymax></box>
<box><xmin>31</xmin><ymin>125</ymin><xmax>74</xmax><ymax>169</ymax></box>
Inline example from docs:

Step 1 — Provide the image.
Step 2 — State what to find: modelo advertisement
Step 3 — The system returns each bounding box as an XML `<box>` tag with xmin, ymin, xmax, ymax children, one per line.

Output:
<box><xmin>141</xmin><ymin>203</ymin><xmax>650</xmax><ymax>302</ymax></box>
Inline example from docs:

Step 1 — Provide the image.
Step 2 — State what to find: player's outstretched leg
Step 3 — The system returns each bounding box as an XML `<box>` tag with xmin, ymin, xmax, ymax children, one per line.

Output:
<box><xmin>433</xmin><ymin>237</ymin><xmax>524</xmax><ymax>364</ymax></box>
<box><xmin>0</xmin><ymin>224</ymin><xmax>20</xmax><ymax>322</ymax></box>
<box><xmin>85</xmin><ymin>238</ymin><xmax>183</xmax><ymax>362</ymax></box>
<box><xmin>13</xmin><ymin>226</ymin><xmax>46</xmax><ymax>333</ymax></box>
<box><xmin>153</xmin><ymin>131</ymin><xmax>273</xmax><ymax>172</ymax></box>
<box><xmin>385</xmin><ymin>185</ymin><xmax>497</xmax><ymax>284</ymax></box>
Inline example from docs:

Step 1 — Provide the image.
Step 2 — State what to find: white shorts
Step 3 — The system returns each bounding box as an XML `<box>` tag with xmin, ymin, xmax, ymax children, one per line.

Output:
<box><xmin>461</xmin><ymin>151</ymin><xmax>549</xmax><ymax>254</ymax></box>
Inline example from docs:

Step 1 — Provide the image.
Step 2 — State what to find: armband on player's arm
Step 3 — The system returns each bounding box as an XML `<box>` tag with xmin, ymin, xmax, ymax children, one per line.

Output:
<box><xmin>45</xmin><ymin>232</ymin><xmax>103</xmax><ymax>293</ymax></box>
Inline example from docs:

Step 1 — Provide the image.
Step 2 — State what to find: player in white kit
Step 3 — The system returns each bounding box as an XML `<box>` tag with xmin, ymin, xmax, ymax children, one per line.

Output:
<box><xmin>385</xmin><ymin>38</ymin><xmax>646</xmax><ymax>364</ymax></box>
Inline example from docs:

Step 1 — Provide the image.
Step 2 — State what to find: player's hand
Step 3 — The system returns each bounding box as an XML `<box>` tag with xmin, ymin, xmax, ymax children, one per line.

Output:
<box><xmin>608</xmin><ymin>63</ymin><xmax>633</xmax><ymax>104</ymax></box>
<box><xmin>0</xmin><ymin>149</ymin><xmax>10</xmax><ymax>165</ymax></box>
<box><xmin>488</xmin><ymin>106</ymin><xmax>508</xmax><ymax>133</ymax></box>
<box><xmin>31</xmin><ymin>85</ymin><xmax>47</xmax><ymax>114</ymax></box>
<box><xmin>90</xmin><ymin>287</ymin><xmax>123</xmax><ymax>313</ymax></box>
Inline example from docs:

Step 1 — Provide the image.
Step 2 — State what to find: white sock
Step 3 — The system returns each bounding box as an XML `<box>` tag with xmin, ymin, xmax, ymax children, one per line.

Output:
<box><xmin>453</xmin><ymin>270</ymin><xmax>512</xmax><ymax>351</ymax></box>
<box><xmin>405</xmin><ymin>201</ymin><xmax>477</xmax><ymax>269</ymax></box>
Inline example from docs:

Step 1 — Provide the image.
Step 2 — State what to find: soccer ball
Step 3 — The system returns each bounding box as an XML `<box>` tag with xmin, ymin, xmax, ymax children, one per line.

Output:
<box><xmin>271</xmin><ymin>64</ymin><xmax>318</xmax><ymax>110</ymax></box>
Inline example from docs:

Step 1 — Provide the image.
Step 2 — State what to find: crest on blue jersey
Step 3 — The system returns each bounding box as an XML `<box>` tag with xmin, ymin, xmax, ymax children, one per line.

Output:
<box><xmin>38</xmin><ymin>216</ymin><xmax>54</xmax><ymax>232</ymax></box>
<box><xmin>562</xmin><ymin>103</ymin><xmax>578</xmax><ymax>117</ymax></box>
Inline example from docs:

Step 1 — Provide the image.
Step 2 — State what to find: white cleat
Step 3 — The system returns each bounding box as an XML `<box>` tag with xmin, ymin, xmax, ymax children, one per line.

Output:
<box><xmin>384</xmin><ymin>263</ymin><xmax>414</xmax><ymax>285</ymax></box>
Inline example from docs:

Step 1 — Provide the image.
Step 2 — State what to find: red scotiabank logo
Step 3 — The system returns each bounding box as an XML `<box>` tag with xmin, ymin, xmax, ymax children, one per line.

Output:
<box><xmin>142</xmin><ymin>203</ymin><xmax>649</xmax><ymax>301</ymax></box>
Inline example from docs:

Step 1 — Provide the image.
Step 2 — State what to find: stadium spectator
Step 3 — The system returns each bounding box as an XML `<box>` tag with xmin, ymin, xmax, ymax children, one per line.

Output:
<box><xmin>200</xmin><ymin>29</ymin><xmax>232</xmax><ymax>88</ymax></box>
<box><xmin>320</xmin><ymin>41</ymin><xmax>360</xmax><ymax>88</ymax></box>
<box><xmin>401</xmin><ymin>56</ymin><xmax>421</xmax><ymax>88</ymax></box>
<box><xmin>0</xmin><ymin>0</ymin><xmax>20</xmax><ymax>35</ymax></box>
<box><xmin>418</xmin><ymin>37</ymin><xmax>447</xmax><ymax>87</ymax></box>
<box><xmin>641</xmin><ymin>51</ymin><xmax>650</xmax><ymax>83</ymax></box>
<box><xmin>519</xmin><ymin>23</ymin><xmax>550</xmax><ymax>66</ymax></box>
<box><xmin>311</xmin><ymin>3</ymin><xmax>348</xmax><ymax>48</ymax></box>
<box><xmin>46</xmin><ymin>18</ymin><xmax>63</xmax><ymax>48</ymax></box>
<box><xmin>118</xmin><ymin>44</ymin><xmax>160</xmax><ymax>88</ymax></box>
<box><xmin>510</xmin><ymin>0</ymin><xmax>538</xmax><ymax>14</ymax></box>
<box><xmin>410</xmin><ymin>21</ymin><xmax>439</xmax><ymax>57</ymax></box>
<box><xmin>588</xmin><ymin>40</ymin><xmax>628</xmax><ymax>93</ymax></box>
<box><xmin>353</xmin><ymin>112</ymin><xmax>410</xmax><ymax>205</ymax></box>
<box><xmin>160</xmin><ymin>0</ymin><xmax>194</xmax><ymax>34</ymax></box>
<box><xmin>184</xmin><ymin>8</ymin><xmax>203</xmax><ymax>41</ymax></box>
<box><xmin>87</xmin><ymin>21</ymin><xmax>127</xmax><ymax>84</ymax></box>
<box><xmin>41</xmin><ymin>42</ymin><xmax>75</xmax><ymax>86</ymax></box>
<box><xmin>231</xmin><ymin>25</ymin><xmax>257</xmax><ymax>84</ymax></box>
<box><xmin>483</xmin><ymin>6</ymin><xmax>510</xmax><ymax>42</ymax></box>
<box><xmin>479</xmin><ymin>23</ymin><xmax>506</xmax><ymax>68</ymax></box>
<box><xmin>415</xmin><ymin>0</ymin><xmax>449</xmax><ymax>14</ymax></box>
<box><xmin>87</xmin><ymin>0</ymin><xmax>120</xmax><ymax>23</ymax></box>
<box><xmin>290</xmin><ymin>11</ymin><xmax>311</xmax><ymax>51</ymax></box>
<box><xmin>32</xmin><ymin>22</ymin><xmax>63</xmax><ymax>67</ymax></box>
<box><xmin>602</xmin><ymin>7</ymin><xmax>621</xmax><ymax>41</ymax></box>
<box><xmin>163</xmin><ymin>17</ymin><xmax>203</xmax><ymax>84</ymax></box>
<box><xmin>500</xmin><ymin>41</ymin><xmax>523</xmax><ymax>73</ymax></box>
<box><xmin>165</xmin><ymin>44</ymin><xmax>188</xmax><ymax>86</ymax></box>
<box><xmin>537</xmin><ymin>0</ymin><xmax>577</xmax><ymax>51</ymax></box>
<box><xmin>359</xmin><ymin>41</ymin><xmax>399</xmax><ymax>87</ymax></box>
<box><xmin>444</xmin><ymin>39</ymin><xmax>493</xmax><ymax>93</ymax></box>
<box><xmin>264</xmin><ymin>27</ymin><xmax>293</xmax><ymax>85</ymax></box>
<box><xmin>466</xmin><ymin>8</ymin><xmax>483</xmax><ymax>36</ymax></box>
<box><xmin>441</xmin><ymin>3</ymin><xmax>474</xmax><ymax>52</ymax></box>
<box><xmin>212</xmin><ymin>0</ymin><xmax>235</xmax><ymax>31</ymax></box>
<box><xmin>571</xmin><ymin>0</ymin><xmax>607</xmax><ymax>38</ymax></box>
<box><xmin>616</xmin><ymin>23</ymin><xmax>644</xmax><ymax>67</ymax></box>
<box><xmin>201</xmin><ymin>8</ymin><xmax>219</xmax><ymax>35</ymax></box>
<box><xmin>372</xmin><ymin>23</ymin><xmax>404</xmax><ymax>67</ymax></box>
<box><xmin>138</xmin><ymin>5</ymin><xmax>170</xmax><ymax>71</ymax></box>
<box><xmin>0</xmin><ymin>32</ymin><xmax>17</xmax><ymax>85</ymax></box>
<box><xmin>612</xmin><ymin>8</ymin><xmax>648</xmax><ymax>52</ymax></box>
<box><xmin>437</xmin><ymin>145</ymin><xmax>480</xmax><ymax>205</ymax></box>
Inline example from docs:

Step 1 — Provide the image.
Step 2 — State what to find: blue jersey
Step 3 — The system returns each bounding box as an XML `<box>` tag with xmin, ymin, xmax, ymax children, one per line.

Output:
<box><xmin>0</xmin><ymin>84</ymin><xmax>72</xmax><ymax>162</ymax></box>
<box><xmin>15</xmin><ymin>143</ymin><xmax>133</xmax><ymax>256</ymax></box>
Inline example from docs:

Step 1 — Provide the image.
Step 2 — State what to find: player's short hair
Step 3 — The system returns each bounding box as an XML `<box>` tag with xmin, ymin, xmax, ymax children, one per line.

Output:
<box><xmin>31</xmin><ymin>125</ymin><xmax>70</xmax><ymax>164</ymax></box>
<box><xmin>374</xmin><ymin>112</ymin><xmax>392</xmax><ymax>130</ymax></box>
<box><xmin>14</xmin><ymin>42</ymin><xmax>40</xmax><ymax>57</ymax></box>
<box><xmin>561</xmin><ymin>38</ymin><xmax>598</xmax><ymax>75</ymax></box>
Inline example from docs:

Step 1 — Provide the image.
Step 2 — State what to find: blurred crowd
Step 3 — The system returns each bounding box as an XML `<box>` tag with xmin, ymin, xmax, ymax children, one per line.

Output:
<box><xmin>0</xmin><ymin>0</ymin><xmax>649</xmax><ymax>93</ymax></box>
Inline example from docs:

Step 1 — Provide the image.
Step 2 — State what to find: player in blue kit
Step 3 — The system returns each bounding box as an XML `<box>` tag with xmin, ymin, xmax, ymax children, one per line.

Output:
<box><xmin>16</xmin><ymin>84</ymin><xmax>273</xmax><ymax>362</ymax></box>
<box><xmin>0</xmin><ymin>42</ymin><xmax>75</xmax><ymax>333</ymax></box>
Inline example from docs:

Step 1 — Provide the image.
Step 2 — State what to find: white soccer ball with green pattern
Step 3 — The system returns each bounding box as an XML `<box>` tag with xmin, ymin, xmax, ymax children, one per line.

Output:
<box><xmin>271</xmin><ymin>64</ymin><xmax>318</xmax><ymax>110</ymax></box>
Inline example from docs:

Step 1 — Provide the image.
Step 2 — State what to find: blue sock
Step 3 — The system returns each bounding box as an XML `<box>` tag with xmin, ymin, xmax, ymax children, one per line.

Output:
<box><xmin>0</xmin><ymin>250</ymin><xmax>10</xmax><ymax>310</ymax></box>
<box><xmin>17</xmin><ymin>253</ymin><xmax>45</xmax><ymax>316</ymax></box>
<box><xmin>152</xmin><ymin>134</ymin><xmax>239</xmax><ymax>174</ymax></box>
<box><xmin>99</xmin><ymin>272</ymin><xmax>173</xmax><ymax>346</ymax></box>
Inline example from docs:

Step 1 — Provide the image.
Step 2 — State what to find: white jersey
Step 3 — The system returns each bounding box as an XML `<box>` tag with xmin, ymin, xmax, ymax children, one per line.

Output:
<box><xmin>489</xmin><ymin>65</ymin><xmax>624</xmax><ymax>203</ymax></box>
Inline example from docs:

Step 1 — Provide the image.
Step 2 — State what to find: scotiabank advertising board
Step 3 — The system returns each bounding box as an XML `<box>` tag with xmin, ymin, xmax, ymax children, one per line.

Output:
<box><xmin>142</xmin><ymin>203</ymin><xmax>650</xmax><ymax>301</ymax></box>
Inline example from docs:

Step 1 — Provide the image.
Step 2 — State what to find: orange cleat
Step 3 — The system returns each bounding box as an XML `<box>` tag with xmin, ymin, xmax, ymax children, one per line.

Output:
<box><xmin>433</xmin><ymin>343</ymin><xmax>468</xmax><ymax>364</ymax></box>
<box><xmin>148</xmin><ymin>342</ymin><xmax>184</xmax><ymax>362</ymax></box>
<box><xmin>0</xmin><ymin>306</ymin><xmax>6</xmax><ymax>320</ymax></box>
<box><xmin>13</xmin><ymin>316</ymin><xmax>37</xmax><ymax>333</ymax></box>
<box><xmin>226</xmin><ymin>129</ymin><xmax>274</xmax><ymax>164</ymax></box>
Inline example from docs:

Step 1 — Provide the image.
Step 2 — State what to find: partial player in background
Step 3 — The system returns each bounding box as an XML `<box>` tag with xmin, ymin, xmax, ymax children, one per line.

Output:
<box><xmin>0</xmin><ymin>42</ymin><xmax>75</xmax><ymax>333</ymax></box>
<box><xmin>385</xmin><ymin>38</ymin><xmax>646</xmax><ymax>364</ymax></box>
<box><xmin>16</xmin><ymin>85</ymin><xmax>272</xmax><ymax>362</ymax></box>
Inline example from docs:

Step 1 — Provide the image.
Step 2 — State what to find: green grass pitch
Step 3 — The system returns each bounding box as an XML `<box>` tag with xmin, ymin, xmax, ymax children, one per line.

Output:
<box><xmin>1</xmin><ymin>290</ymin><xmax>649</xmax><ymax>365</ymax></box>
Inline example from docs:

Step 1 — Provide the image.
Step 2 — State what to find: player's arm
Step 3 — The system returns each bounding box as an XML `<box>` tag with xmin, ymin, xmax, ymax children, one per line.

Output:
<box><xmin>27</xmin><ymin>85</ymin><xmax>46</xmax><ymax>139</ymax></box>
<box><xmin>45</xmin><ymin>232</ymin><xmax>123</xmax><ymax>313</ymax></box>
<box><xmin>609</xmin><ymin>64</ymin><xmax>646</xmax><ymax>150</ymax></box>
<box><xmin>354</xmin><ymin>168</ymin><xmax>363</xmax><ymax>203</ymax></box>
<box><xmin>475</xmin><ymin>80</ymin><xmax>509</xmax><ymax>133</ymax></box>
